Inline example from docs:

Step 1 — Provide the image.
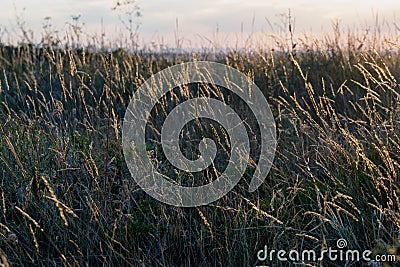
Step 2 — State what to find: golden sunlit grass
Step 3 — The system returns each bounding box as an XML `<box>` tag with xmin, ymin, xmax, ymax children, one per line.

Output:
<box><xmin>0</xmin><ymin>17</ymin><xmax>399</xmax><ymax>266</ymax></box>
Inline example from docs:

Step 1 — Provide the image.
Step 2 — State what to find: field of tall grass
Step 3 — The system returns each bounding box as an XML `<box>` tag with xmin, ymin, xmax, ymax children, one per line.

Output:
<box><xmin>0</xmin><ymin>16</ymin><xmax>399</xmax><ymax>266</ymax></box>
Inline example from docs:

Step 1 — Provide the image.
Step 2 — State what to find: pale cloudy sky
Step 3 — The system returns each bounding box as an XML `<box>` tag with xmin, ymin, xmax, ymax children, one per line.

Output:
<box><xmin>0</xmin><ymin>0</ymin><xmax>398</xmax><ymax>47</ymax></box>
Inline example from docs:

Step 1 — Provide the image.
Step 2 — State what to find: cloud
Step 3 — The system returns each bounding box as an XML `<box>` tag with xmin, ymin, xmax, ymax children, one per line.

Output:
<box><xmin>0</xmin><ymin>0</ymin><xmax>396</xmax><ymax>46</ymax></box>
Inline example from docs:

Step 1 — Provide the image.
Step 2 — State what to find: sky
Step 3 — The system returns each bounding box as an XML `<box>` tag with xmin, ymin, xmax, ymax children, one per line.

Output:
<box><xmin>0</xmin><ymin>0</ymin><xmax>398</xmax><ymax>48</ymax></box>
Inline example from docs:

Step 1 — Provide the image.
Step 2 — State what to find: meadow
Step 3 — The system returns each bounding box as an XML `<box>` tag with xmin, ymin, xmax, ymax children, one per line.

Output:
<box><xmin>0</xmin><ymin>17</ymin><xmax>399</xmax><ymax>266</ymax></box>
